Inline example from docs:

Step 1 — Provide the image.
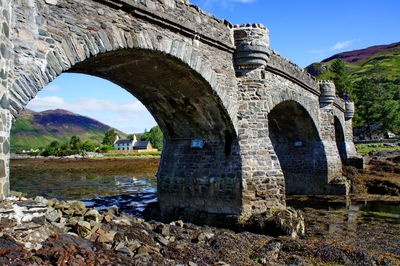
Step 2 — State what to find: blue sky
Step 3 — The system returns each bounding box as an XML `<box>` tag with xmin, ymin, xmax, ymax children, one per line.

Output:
<box><xmin>27</xmin><ymin>0</ymin><xmax>400</xmax><ymax>133</ymax></box>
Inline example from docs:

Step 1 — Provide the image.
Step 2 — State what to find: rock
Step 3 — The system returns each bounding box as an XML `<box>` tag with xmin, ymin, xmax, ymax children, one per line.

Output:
<box><xmin>45</xmin><ymin>0</ymin><xmax>58</xmax><ymax>5</ymax></box>
<box><xmin>46</xmin><ymin>210</ymin><xmax>61</xmax><ymax>223</ymax></box>
<box><xmin>69</xmin><ymin>201</ymin><xmax>87</xmax><ymax>216</ymax></box>
<box><xmin>155</xmin><ymin>224</ymin><xmax>170</xmax><ymax>237</ymax></box>
<box><xmin>136</xmin><ymin>245</ymin><xmax>151</xmax><ymax>255</ymax></box>
<box><xmin>84</xmin><ymin>209</ymin><xmax>102</xmax><ymax>223</ymax></box>
<box><xmin>213</xmin><ymin>262</ymin><xmax>230</xmax><ymax>266</ymax></box>
<box><xmin>103</xmin><ymin>215</ymin><xmax>112</xmax><ymax>223</ymax></box>
<box><xmin>170</xmin><ymin>220</ymin><xmax>184</xmax><ymax>227</ymax></box>
<box><xmin>257</xmin><ymin>241</ymin><xmax>281</xmax><ymax>262</ymax></box>
<box><xmin>156</xmin><ymin>235</ymin><xmax>169</xmax><ymax>246</ymax></box>
<box><xmin>246</xmin><ymin>208</ymin><xmax>305</xmax><ymax>238</ymax></box>
<box><xmin>34</xmin><ymin>196</ymin><xmax>48</xmax><ymax>205</ymax></box>
<box><xmin>97</xmin><ymin>231</ymin><xmax>116</xmax><ymax>243</ymax></box>
<box><xmin>113</xmin><ymin>218</ymin><xmax>131</xmax><ymax>226</ymax></box>
<box><xmin>126</xmin><ymin>240</ymin><xmax>141</xmax><ymax>250</ymax></box>
<box><xmin>114</xmin><ymin>241</ymin><xmax>126</xmax><ymax>251</ymax></box>
<box><xmin>76</xmin><ymin>221</ymin><xmax>91</xmax><ymax>238</ymax></box>
<box><xmin>188</xmin><ymin>262</ymin><xmax>198</xmax><ymax>266</ymax></box>
<box><xmin>117</xmin><ymin>247</ymin><xmax>133</xmax><ymax>256</ymax></box>
<box><xmin>106</xmin><ymin>206</ymin><xmax>119</xmax><ymax>217</ymax></box>
<box><xmin>197</xmin><ymin>231</ymin><xmax>214</xmax><ymax>242</ymax></box>
<box><xmin>67</xmin><ymin>216</ymin><xmax>82</xmax><ymax>226</ymax></box>
<box><xmin>142</xmin><ymin>222</ymin><xmax>153</xmax><ymax>230</ymax></box>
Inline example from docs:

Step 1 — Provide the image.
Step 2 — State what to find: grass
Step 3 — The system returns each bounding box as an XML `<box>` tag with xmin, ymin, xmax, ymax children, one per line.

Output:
<box><xmin>355</xmin><ymin>142</ymin><xmax>400</xmax><ymax>153</ymax></box>
<box><xmin>97</xmin><ymin>151</ymin><xmax>162</xmax><ymax>159</ymax></box>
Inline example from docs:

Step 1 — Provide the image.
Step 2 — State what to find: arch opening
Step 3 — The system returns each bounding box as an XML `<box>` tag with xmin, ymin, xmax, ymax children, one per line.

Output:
<box><xmin>268</xmin><ymin>101</ymin><xmax>328</xmax><ymax>195</ymax></box>
<box><xmin>334</xmin><ymin>116</ymin><xmax>347</xmax><ymax>162</ymax></box>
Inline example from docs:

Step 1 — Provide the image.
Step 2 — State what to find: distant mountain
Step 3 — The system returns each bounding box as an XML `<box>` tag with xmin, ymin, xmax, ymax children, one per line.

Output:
<box><xmin>11</xmin><ymin>109</ymin><xmax>126</xmax><ymax>151</ymax></box>
<box><xmin>306</xmin><ymin>42</ymin><xmax>400</xmax><ymax>80</ymax></box>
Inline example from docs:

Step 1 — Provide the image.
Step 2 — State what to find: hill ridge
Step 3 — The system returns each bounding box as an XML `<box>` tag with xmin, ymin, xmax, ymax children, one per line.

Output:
<box><xmin>321</xmin><ymin>42</ymin><xmax>400</xmax><ymax>64</ymax></box>
<box><xmin>11</xmin><ymin>108</ymin><xmax>126</xmax><ymax>151</ymax></box>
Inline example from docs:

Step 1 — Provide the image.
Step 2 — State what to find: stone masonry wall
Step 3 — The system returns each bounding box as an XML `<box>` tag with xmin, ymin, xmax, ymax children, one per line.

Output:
<box><xmin>236</xmin><ymin>69</ymin><xmax>348</xmax><ymax>215</ymax></box>
<box><xmin>0</xmin><ymin>0</ymin><xmax>12</xmax><ymax>200</ymax></box>
<box><xmin>2</xmin><ymin>0</ymin><xmax>358</xmax><ymax>221</ymax></box>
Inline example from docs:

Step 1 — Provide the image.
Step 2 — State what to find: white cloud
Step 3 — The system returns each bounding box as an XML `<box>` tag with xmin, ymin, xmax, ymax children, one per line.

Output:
<box><xmin>28</xmin><ymin>96</ymin><xmax>147</xmax><ymax>113</ymax></box>
<box><xmin>331</xmin><ymin>40</ymin><xmax>353</xmax><ymax>51</ymax></box>
<box><xmin>28</xmin><ymin>96</ymin><xmax>67</xmax><ymax>110</ymax></box>
<box><xmin>308</xmin><ymin>40</ymin><xmax>355</xmax><ymax>58</ymax></box>
<box><xmin>45</xmin><ymin>85</ymin><xmax>63</xmax><ymax>92</ymax></box>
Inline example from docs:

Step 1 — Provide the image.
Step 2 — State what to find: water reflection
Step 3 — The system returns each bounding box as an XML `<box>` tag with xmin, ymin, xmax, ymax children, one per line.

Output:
<box><xmin>11</xmin><ymin>173</ymin><xmax>157</xmax><ymax>201</ymax></box>
<box><xmin>287</xmin><ymin>195</ymin><xmax>400</xmax><ymax>225</ymax></box>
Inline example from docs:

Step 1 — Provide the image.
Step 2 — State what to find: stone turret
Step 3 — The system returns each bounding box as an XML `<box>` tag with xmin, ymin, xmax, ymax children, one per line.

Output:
<box><xmin>318</xmin><ymin>80</ymin><xmax>336</xmax><ymax>104</ymax></box>
<box><xmin>233</xmin><ymin>24</ymin><xmax>270</xmax><ymax>74</ymax></box>
<box><xmin>345</xmin><ymin>101</ymin><xmax>355</xmax><ymax>120</ymax></box>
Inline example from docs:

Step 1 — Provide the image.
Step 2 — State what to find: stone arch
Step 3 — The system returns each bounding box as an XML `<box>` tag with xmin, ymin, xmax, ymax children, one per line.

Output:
<box><xmin>8</xmin><ymin>16</ymin><xmax>242</xmax><ymax>220</ymax></box>
<box><xmin>267</xmin><ymin>87</ymin><xmax>321</xmax><ymax>131</ymax></box>
<box><xmin>268</xmin><ymin>100</ymin><xmax>328</xmax><ymax>194</ymax></box>
<box><xmin>9</xmin><ymin>31</ymin><xmax>234</xmax><ymax>127</ymax></box>
<box><xmin>334</xmin><ymin>116</ymin><xmax>347</xmax><ymax>161</ymax></box>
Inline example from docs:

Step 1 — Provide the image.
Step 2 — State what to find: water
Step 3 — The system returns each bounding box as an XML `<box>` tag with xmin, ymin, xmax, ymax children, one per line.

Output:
<box><xmin>10</xmin><ymin>159</ymin><xmax>400</xmax><ymax>222</ymax></box>
<box><xmin>287</xmin><ymin>196</ymin><xmax>400</xmax><ymax>224</ymax></box>
<box><xmin>10</xmin><ymin>163</ymin><xmax>158</xmax><ymax>216</ymax></box>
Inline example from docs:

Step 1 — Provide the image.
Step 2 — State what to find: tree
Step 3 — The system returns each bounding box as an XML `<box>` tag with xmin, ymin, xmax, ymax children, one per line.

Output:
<box><xmin>148</xmin><ymin>126</ymin><xmax>163</xmax><ymax>149</ymax></box>
<box><xmin>69</xmin><ymin>135</ymin><xmax>82</xmax><ymax>151</ymax></box>
<box><xmin>139</xmin><ymin>126</ymin><xmax>164</xmax><ymax>149</ymax></box>
<box><xmin>330</xmin><ymin>59</ymin><xmax>353</xmax><ymax>97</ymax></box>
<box><xmin>126</xmin><ymin>134</ymin><xmax>135</xmax><ymax>140</ymax></box>
<box><xmin>82</xmin><ymin>140</ymin><xmax>97</xmax><ymax>152</ymax></box>
<box><xmin>41</xmin><ymin>140</ymin><xmax>60</xmax><ymax>156</ymax></box>
<box><xmin>102</xmin><ymin>129</ymin><xmax>118</xmax><ymax>146</ymax></box>
<box><xmin>353</xmin><ymin>77</ymin><xmax>400</xmax><ymax>138</ymax></box>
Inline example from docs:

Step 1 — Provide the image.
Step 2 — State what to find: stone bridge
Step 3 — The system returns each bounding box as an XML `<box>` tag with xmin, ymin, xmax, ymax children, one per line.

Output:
<box><xmin>0</xmin><ymin>0</ymin><xmax>358</xmax><ymax>222</ymax></box>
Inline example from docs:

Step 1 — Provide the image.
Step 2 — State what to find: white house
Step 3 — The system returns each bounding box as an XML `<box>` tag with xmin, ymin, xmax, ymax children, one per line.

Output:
<box><xmin>114</xmin><ymin>135</ymin><xmax>136</xmax><ymax>151</ymax></box>
<box><xmin>114</xmin><ymin>135</ymin><xmax>154</xmax><ymax>151</ymax></box>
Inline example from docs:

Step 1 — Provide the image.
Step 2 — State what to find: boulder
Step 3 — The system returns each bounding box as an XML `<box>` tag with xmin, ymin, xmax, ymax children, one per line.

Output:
<box><xmin>84</xmin><ymin>209</ymin><xmax>102</xmax><ymax>223</ymax></box>
<box><xmin>76</xmin><ymin>221</ymin><xmax>92</xmax><ymax>238</ymax></box>
<box><xmin>245</xmin><ymin>208</ymin><xmax>305</xmax><ymax>238</ymax></box>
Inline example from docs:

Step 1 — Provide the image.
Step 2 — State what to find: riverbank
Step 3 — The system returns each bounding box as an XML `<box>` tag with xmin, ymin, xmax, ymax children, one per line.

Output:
<box><xmin>1</xmin><ymin>195</ymin><xmax>398</xmax><ymax>265</ymax></box>
<box><xmin>11</xmin><ymin>157</ymin><xmax>160</xmax><ymax>176</ymax></box>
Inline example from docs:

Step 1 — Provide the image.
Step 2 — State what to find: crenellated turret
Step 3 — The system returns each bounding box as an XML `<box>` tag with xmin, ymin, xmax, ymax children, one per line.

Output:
<box><xmin>318</xmin><ymin>80</ymin><xmax>336</xmax><ymax>104</ymax></box>
<box><xmin>233</xmin><ymin>24</ymin><xmax>270</xmax><ymax>74</ymax></box>
<box><xmin>345</xmin><ymin>101</ymin><xmax>355</xmax><ymax>120</ymax></box>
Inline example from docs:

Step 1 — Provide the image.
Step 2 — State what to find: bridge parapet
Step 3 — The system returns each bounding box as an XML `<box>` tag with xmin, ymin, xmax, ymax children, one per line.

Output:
<box><xmin>265</xmin><ymin>50</ymin><xmax>319</xmax><ymax>95</ymax></box>
<box><xmin>97</xmin><ymin>0</ymin><xmax>234</xmax><ymax>51</ymax></box>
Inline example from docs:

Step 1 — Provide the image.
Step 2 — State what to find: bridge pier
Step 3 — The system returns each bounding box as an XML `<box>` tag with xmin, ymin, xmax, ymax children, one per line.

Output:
<box><xmin>0</xmin><ymin>0</ymin><xmax>12</xmax><ymax>200</ymax></box>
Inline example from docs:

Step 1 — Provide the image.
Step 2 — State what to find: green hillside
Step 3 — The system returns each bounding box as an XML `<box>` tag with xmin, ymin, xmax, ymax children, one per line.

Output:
<box><xmin>11</xmin><ymin>109</ymin><xmax>126</xmax><ymax>152</ymax></box>
<box><xmin>306</xmin><ymin>42</ymin><xmax>400</xmax><ymax>137</ymax></box>
<box><xmin>306</xmin><ymin>42</ymin><xmax>400</xmax><ymax>81</ymax></box>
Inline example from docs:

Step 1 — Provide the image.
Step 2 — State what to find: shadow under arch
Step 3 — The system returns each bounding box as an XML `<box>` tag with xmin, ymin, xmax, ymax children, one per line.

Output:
<box><xmin>334</xmin><ymin>116</ymin><xmax>347</xmax><ymax>161</ymax></box>
<box><xmin>268</xmin><ymin>101</ymin><xmax>328</xmax><ymax>195</ymax></box>
<box><xmin>13</xmin><ymin>47</ymin><xmax>242</xmax><ymax>222</ymax></box>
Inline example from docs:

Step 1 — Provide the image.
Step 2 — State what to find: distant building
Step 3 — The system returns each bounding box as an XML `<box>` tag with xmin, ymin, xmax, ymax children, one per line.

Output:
<box><xmin>114</xmin><ymin>135</ymin><xmax>154</xmax><ymax>151</ymax></box>
<box><xmin>132</xmin><ymin>140</ymin><xmax>152</xmax><ymax>150</ymax></box>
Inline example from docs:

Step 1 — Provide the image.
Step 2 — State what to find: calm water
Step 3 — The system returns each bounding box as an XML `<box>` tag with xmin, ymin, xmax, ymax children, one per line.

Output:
<box><xmin>10</xmin><ymin>161</ymin><xmax>400</xmax><ymax>222</ymax></box>
<box><xmin>10</xmin><ymin>171</ymin><xmax>157</xmax><ymax>217</ymax></box>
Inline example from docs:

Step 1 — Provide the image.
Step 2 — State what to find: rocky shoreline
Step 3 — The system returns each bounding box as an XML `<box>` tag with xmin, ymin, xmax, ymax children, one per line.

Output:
<box><xmin>1</xmin><ymin>195</ymin><xmax>398</xmax><ymax>265</ymax></box>
<box><xmin>2</xmin><ymin>152</ymin><xmax>399</xmax><ymax>265</ymax></box>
